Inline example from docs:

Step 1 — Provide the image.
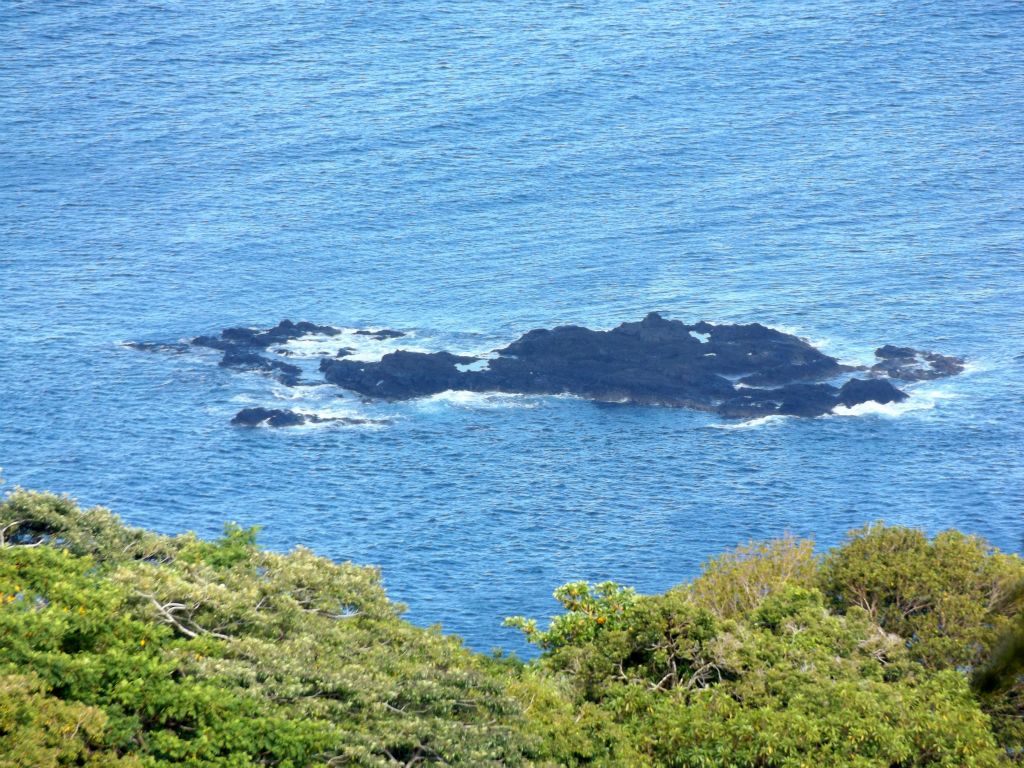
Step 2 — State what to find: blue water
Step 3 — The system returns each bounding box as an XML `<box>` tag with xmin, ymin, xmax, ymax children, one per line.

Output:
<box><xmin>2</xmin><ymin>0</ymin><xmax>1023</xmax><ymax>654</ymax></box>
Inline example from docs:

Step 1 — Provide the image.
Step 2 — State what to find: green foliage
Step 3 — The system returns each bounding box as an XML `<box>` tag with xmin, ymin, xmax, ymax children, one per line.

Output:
<box><xmin>0</xmin><ymin>490</ymin><xmax>543</xmax><ymax>766</ymax></box>
<box><xmin>514</xmin><ymin>535</ymin><xmax>1020</xmax><ymax>766</ymax></box>
<box><xmin>688</xmin><ymin>534</ymin><xmax>817</xmax><ymax>619</ymax></box>
<box><xmin>506</xmin><ymin>581</ymin><xmax>641</xmax><ymax>650</ymax></box>
<box><xmin>0</xmin><ymin>673</ymin><xmax>140</xmax><ymax>767</ymax></box>
<box><xmin>0</xmin><ymin>490</ymin><xmax>164</xmax><ymax>561</ymax></box>
<box><xmin>973</xmin><ymin>578</ymin><xmax>1024</xmax><ymax>759</ymax></box>
<box><xmin>2</xmin><ymin>490</ymin><xmax>1021</xmax><ymax>766</ymax></box>
<box><xmin>819</xmin><ymin>524</ymin><xmax>1024</xmax><ymax>757</ymax></box>
<box><xmin>975</xmin><ymin>577</ymin><xmax>1024</xmax><ymax>692</ymax></box>
<box><xmin>819</xmin><ymin>524</ymin><xmax>1024</xmax><ymax>668</ymax></box>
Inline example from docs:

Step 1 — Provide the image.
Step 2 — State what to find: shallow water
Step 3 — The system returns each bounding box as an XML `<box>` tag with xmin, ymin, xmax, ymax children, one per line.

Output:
<box><xmin>2</xmin><ymin>0</ymin><xmax>1022</xmax><ymax>653</ymax></box>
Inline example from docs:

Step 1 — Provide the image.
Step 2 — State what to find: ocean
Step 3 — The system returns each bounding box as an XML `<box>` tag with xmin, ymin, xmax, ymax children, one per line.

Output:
<box><xmin>2</xmin><ymin>0</ymin><xmax>1022</xmax><ymax>654</ymax></box>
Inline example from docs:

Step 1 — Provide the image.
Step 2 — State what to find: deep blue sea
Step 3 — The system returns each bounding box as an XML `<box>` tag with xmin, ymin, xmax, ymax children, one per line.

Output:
<box><xmin>2</xmin><ymin>0</ymin><xmax>1022</xmax><ymax>654</ymax></box>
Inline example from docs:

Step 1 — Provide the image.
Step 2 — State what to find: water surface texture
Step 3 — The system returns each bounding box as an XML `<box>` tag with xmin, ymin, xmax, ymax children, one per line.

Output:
<box><xmin>2</xmin><ymin>0</ymin><xmax>1023</xmax><ymax>653</ymax></box>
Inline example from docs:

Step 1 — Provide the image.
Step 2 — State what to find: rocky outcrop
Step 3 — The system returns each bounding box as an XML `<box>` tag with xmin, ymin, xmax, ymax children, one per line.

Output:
<box><xmin>321</xmin><ymin>351</ymin><xmax>480</xmax><ymax>400</ymax></box>
<box><xmin>230</xmin><ymin>407</ymin><xmax>382</xmax><ymax>428</ymax></box>
<box><xmin>132</xmin><ymin>313</ymin><xmax>965</xmax><ymax>421</ymax></box>
<box><xmin>122</xmin><ymin>341</ymin><xmax>191</xmax><ymax>354</ymax></box>
<box><xmin>194</xmin><ymin>319</ymin><xmax>341</xmax><ymax>351</ymax></box>
<box><xmin>354</xmin><ymin>328</ymin><xmax>406</xmax><ymax>340</ymax></box>
<box><xmin>837</xmin><ymin>377</ymin><xmax>909</xmax><ymax>407</ymax></box>
<box><xmin>716</xmin><ymin>383</ymin><xmax>842</xmax><ymax>419</ymax></box>
<box><xmin>320</xmin><ymin>313</ymin><xmax>917</xmax><ymax>418</ymax></box>
<box><xmin>219</xmin><ymin>349</ymin><xmax>301</xmax><ymax>385</ymax></box>
<box><xmin>870</xmin><ymin>345</ymin><xmax>965</xmax><ymax>381</ymax></box>
<box><xmin>189</xmin><ymin>320</ymin><xmax>345</xmax><ymax>386</ymax></box>
<box><xmin>231</xmin><ymin>407</ymin><xmax>311</xmax><ymax>427</ymax></box>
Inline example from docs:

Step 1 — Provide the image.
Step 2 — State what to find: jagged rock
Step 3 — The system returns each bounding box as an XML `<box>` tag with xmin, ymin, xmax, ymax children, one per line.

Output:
<box><xmin>219</xmin><ymin>349</ymin><xmax>301</xmax><ymax>386</ymax></box>
<box><xmin>837</xmin><ymin>378</ymin><xmax>908</xmax><ymax>407</ymax></box>
<box><xmin>321</xmin><ymin>313</ymin><xmax>855</xmax><ymax>413</ymax></box>
<box><xmin>230</xmin><ymin>407</ymin><xmax>382</xmax><ymax>428</ymax></box>
<box><xmin>232</xmin><ymin>407</ymin><xmax>309</xmax><ymax>427</ymax></box>
<box><xmin>122</xmin><ymin>341</ymin><xmax>191</xmax><ymax>354</ymax></box>
<box><xmin>321</xmin><ymin>351</ymin><xmax>477</xmax><ymax>399</ymax></box>
<box><xmin>876</xmin><ymin>345</ymin><xmax>918</xmax><ymax>359</ymax></box>
<box><xmin>132</xmin><ymin>314</ymin><xmax>962</xmax><ymax>420</ymax></box>
<box><xmin>870</xmin><ymin>345</ymin><xmax>965</xmax><ymax>381</ymax></box>
<box><xmin>195</xmin><ymin>319</ymin><xmax>341</xmax><ymax>351</ymax></box>
<box><xmin>188</xmin><ymin>320</ymin><xmax>344</xmax><ymax>385</ymax></box>
<box><xmin>354</xmin><ymin>328</ymin><xmax>406</xmax><ymax>340</ymax></box>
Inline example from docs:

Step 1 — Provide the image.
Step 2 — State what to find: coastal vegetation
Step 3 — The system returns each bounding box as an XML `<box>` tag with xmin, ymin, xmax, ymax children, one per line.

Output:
<box><xmin>0</xmin><ymin>489</ymin><xmax>1021</xmax><ymax>766</ymax></box>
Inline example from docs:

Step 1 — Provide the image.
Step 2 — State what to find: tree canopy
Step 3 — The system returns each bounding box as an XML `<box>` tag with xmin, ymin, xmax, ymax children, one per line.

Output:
<box><xmin>1</xmin><ymin>489</ymin><xmax>1021</xmax><ymax>766</ymax></box>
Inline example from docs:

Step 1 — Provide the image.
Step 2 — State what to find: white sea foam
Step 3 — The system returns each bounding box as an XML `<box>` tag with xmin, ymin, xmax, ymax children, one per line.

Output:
<box><xmin>255</xmin><ymin>392</ymin><xmax>392</xmax><ymax>426</ymax></box>
<box><xmin>690</xmin><ymin>330</ymin><xmax>711</xmax><ymax>344</ymax></box>
<box><xmin>303</xmin><ymin>410</ymin><xmax>391</xmax><ymax>428</ymax></box>
<box><xmin>279</xmin><ymin>330</ymin><xmax>431</xmax><ymax>362</ymax></box>
<box><xmin>708</xmin><ymin>383</ymin><xmax>959</xmax><ymax>427</ymax></box>
<box><xmin>270</xmin><ymin>383</ymin><xmax>336</xmax><ymax>401</ymax></box>
<box><xmin>762</xmin><ymin>323</ymin><xmax>830</xmax><ymax>349</ymax></box>
<box><xmin>830</xmin><ymin>387</ymin><xmax>957</xmax><ymax>418</ymax></box>
<box><xmin>416</xmin><ymin>390</ymin><xmax>538</xmax><ymax>410</ymax></box>
<box><xmin>765</xmin><ymin>323</ymin><xmax>873</xmax><ymax>367</ymax></box>
<box><xmin>248</xmin><ymin>411</ymin><xmax>390</xmax><ymax>430</ymax></box>
<box><xmin>454</xmin><ymin>359</ymin><xmax>492</xmax><ymax>372</ymax></box>
<box><xmin>708</xmin><ymin>414</ymin><xmax>791</xmax><ymax>430</ymax></box>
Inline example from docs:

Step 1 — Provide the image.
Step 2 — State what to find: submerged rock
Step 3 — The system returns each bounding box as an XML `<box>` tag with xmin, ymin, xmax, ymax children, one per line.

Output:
<box><xmin>354</xmin><ymin>328</ymin><xmax>406</xmax><ymax>340</ymax></box>
<box><xmin>195</xmin><ymin>320</ymin><xmax>341</xmax><ymax>351</ymax></box>
<box><xmin>230</xmin><ymin>407</ymin><xmax>381</xmax><ymax>428</ymax></box>
<box><xmin>219</xmin><ymin>349</ymin><xmax>302</xmax><ymax>386</ymax></box>
<box><xmin>122</xmin><ymin>341</ymin><xmax>191</xmax><ymax>354</ymax></box>
<box><xmin>232</xmin><ymin>407</ymin><xmax>310</xmax><ymax>427</ymax></box>
<box><xmin>870</xmin><ymin>345</ymin><xmax>965</xmax><ymax>381</ymax></box>
<box><xmin>189</xmin><ymin>320</ymin><xmax>346</xmax><ymax>386</ymax></box>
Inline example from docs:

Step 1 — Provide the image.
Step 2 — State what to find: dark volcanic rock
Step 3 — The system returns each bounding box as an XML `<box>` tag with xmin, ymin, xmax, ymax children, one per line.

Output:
<box><xmin>713</xmin><ymin>398</ymin><xmax>780</xmax><ymax>420</ymax></box>
<box><xmin>487</xmin><ymin>313</ymin><xmax>847</xmax><ymax>396</ymax></box>
<box><xmin>230</xmin><ymin>407</ymin><xmax>382</xmax><ymax>428</ymax></box>
<box><xmin>713</xmin><ymin>378</ymin><xmax>909</xmax><ymax>419</ymax></box>
<box><xmin>837</xmin><ymin>378</ymin><xmax>908</xmax><ymax>407</ymax></box>
<box><xmin>318</xmin><ymin>312</ymin><xmax>871</xmax><ymax>416</ymax></box>
<box><xmin>232</xmin><ymin>407</ymin><xmax>309</xmax><ymax>427</ymax></box>
<box><xmin>122</xmin><ymin>341</ymin><xmax>190</xmax><ymax>354</ymax></box>
<box><xmin>134</xmin><ymin>313</ymin><xmax>959</xmax><ymax>421</ymax></box>
<box><xmin>354</xmin><ymin>328</ymin><xmax>406</xmax><ymax>340</ymax></box>
<box><xmin>219</xmin><ymin>348</ymin><xmax>301</xmax><ymax>385</ymax></box>
<box><xmin>191</xmin><ymin>334</ymin><xmax>235</xmax><ymax>351</ymax></box>
<box><xmin>196</xmin><ymin>319</ymin><xmax>341</xmax><ymax>351</ymax></box>
<box><xmin>870</xmin><ymin>345</ymin><xmax>965</xmax><ymax>381</ymax></box>
<box><xmin>189</xmin><ymin>320</ymin><xmax>344</xmax><ymax>386</ymax></box>
<box><xmin>715</xmin><ymin>383</ymin><xmax>842</xmax><ymax>419</ymax></box>
<box><xmin>876</xmin><ymin>345</ymin><xmax>918</xmax><ymax>359</ymax></box>
<box><xmin>320</xmin><ymin>351</ymin><xmax>477</xmax><ymax>399</ymax></box>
